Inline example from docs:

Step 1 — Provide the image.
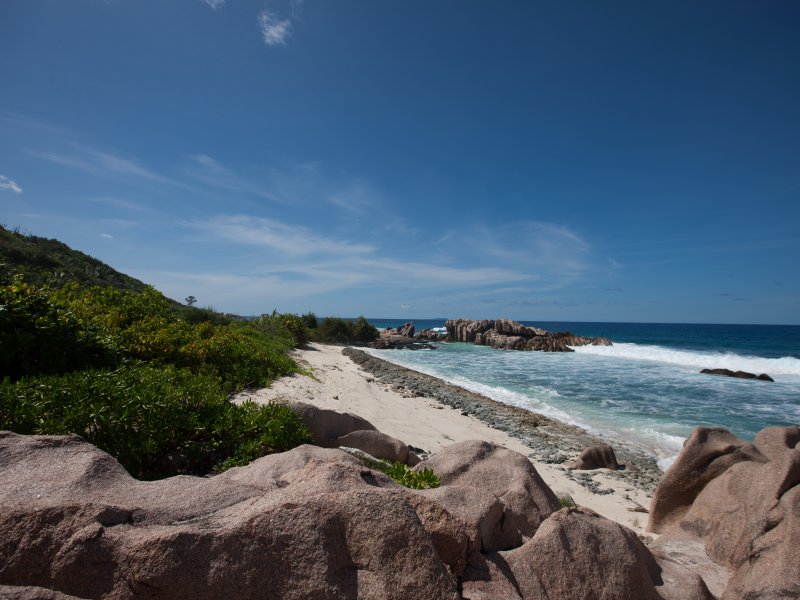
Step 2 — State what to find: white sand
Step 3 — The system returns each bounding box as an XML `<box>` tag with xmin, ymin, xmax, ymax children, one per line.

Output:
<box><xmin>239</xmin><ymin>343</ymin><xmax>655</xmax><ymax>535</ymax></box>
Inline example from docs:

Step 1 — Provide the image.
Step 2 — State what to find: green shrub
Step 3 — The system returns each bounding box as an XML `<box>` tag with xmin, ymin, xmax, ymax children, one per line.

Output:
<box><xmin>312</xmin><ymin>316</ymin><xmax>379</xmax><ymax>344</ymax></box>
<box><xmin>558</xmin><ymin>494</ymin><xmax>576</xmax><ymax>508</ymax></box>
<box><xmin>300</xmin><ymin>312</ymin><xmax>317</xmax><ymax>329</ymax></box>
<box><xmin>0</xmin><ymin>363</ymin><xmax>311</xmax><ymax>479</ymax></box>
<box><xmin>0</xmin><ymin>274</ymin><xmax>118</xmax><ymax>380</ymax></box>
<box><xmin>386</xmin><ymin>462</ymin><xmax>441</xmax><ymax>490</ymax></box>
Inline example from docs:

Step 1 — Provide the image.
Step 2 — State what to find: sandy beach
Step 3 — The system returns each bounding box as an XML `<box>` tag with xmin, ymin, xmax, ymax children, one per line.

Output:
<box><xmin>238</xmin><ymin>342</ymin><xmax>659</xmax><ymax>535</ymax></box>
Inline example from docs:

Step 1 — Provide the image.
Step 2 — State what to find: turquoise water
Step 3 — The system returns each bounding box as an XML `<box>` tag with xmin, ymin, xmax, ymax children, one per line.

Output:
<box><xmin>366</xmin><ymin>319</ymin><xmax>800</xmax><ymax>467</ymax></box>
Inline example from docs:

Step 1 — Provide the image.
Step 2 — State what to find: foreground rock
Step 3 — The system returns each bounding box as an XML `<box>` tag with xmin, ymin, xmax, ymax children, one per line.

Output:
<box><xmin>699</xmin><ymin>368</ymin><xmax>774</xmax><ymax>382</ymax></box>
<box><xmin>0</xmin><ymin>432</ymin><xmax>460</xmax><ymax>600</ymax></box>
<box><xmin>648</xmin><ymin>425</ymin><xmax>800</xmax><ymax>599</ymax></box>
<box><xmin>1</xmin><ymin>430</ymin><xmax>713</xmax><ymax>599</ymax></box>
<box><xmin>445</xmin><ymin>318</ymin><xmax>611</xmax><ymax>352</ymax></box>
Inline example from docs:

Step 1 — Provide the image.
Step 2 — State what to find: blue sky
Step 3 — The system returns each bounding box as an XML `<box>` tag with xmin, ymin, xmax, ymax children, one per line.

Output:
<box><xmin>1</xmin><ymin>1</ymin><xmax>798</xmax><ymax>324</ymax></box>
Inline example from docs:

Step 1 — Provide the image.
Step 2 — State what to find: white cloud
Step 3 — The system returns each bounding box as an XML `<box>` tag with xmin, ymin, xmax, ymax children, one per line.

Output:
<box><xmin>100</xmin><ymin>233</ymin><xmax>114</xmax><ymax>239</ymax></box>
<box><xmin>0</xmin><ymin>175</ymin><xmax>22</xmax><ymax>194</ymax></box>
<box><xmin>259</xmin><ymin>11</ymin><xmax>292</xmax><ymax>46</ymax></box>
<box><xmin>187</xmin><ymin>214</ymin><xmax>375</xmax><ymax>257</ymax></box>
<box><xmin>202</xmin><ymin>0</ymin><xmax>226</xmax><ymax>8</ymax></box>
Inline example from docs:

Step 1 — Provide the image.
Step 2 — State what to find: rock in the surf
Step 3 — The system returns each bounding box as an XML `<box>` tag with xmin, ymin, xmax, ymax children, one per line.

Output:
<box><xmin>397</xmin><ymin>321</ymin><xmax>415</xmax><ymax>337</ymax></box>
<box><xmin>445</xmin><ymin>318</ymin><xmax>611</xmax><ymax>352</ymax></box>
<box><xmin>699</xmin><ymin>368</ymin><xmax>774</xmax><ymax>381</ymax></box>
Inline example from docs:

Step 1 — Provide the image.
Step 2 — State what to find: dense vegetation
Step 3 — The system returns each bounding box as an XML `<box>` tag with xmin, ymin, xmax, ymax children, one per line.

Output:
<box><xmin>0</xmin><ymin>229</ymin><xmax>380</xmax><ymax>479</ymax></box>
<box><xmin>0</xmin><ymin>225</ymin><xmax>147</xmax><ymax>292</ymax></box>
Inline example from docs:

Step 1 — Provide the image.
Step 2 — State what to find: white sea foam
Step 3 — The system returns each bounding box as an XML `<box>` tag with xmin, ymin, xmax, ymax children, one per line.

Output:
<box><xmin>573</xmin><ymin>343</ymin><xmax>800</xmax><ymax>377</ymax></box>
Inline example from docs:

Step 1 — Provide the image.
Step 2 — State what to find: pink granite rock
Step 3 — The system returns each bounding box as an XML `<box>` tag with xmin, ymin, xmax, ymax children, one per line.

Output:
<box><xmin>648</xmin><ymin>425</ymin><xmax>800</xmax><ymax>599</ymax></box>
<box><xmin>417</xmin><ymin>440</ymin><xmax>561</xmax><ymax>552</ymax></box>
<box><xmin>0</xmin><ymin>432</ymin><xmax>461</xmax><ymax>600</ymax></box>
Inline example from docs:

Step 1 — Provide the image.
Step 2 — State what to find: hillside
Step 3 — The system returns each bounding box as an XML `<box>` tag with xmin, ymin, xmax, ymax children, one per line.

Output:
<box><xmin>0</xmin><ymin>225</ymin><xmax>146</xmax><ymax>292</ymax></box>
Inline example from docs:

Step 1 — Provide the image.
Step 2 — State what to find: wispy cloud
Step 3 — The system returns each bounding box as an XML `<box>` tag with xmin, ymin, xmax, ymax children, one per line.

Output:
<box><xmin>201</xmin><ymin>0</ymin><xmax>226</xmax><ymax>9</ymax></box>
<box><xmin>32</xmin><ymin>147</ymin><xmax>177</xmax><ymax>187</ymax></box>
<box><xmin>259</xmin><ymin>11</ymin><xmax>292</xmax><ymax>46</ymax></box>
<box><xmin>0</xmin><ymin>175</ymin><xmax>22</xmax><ymax>194</ymax></box>
<box><xmin>184</xmin><ymin>154</ymin><xmax>284</xmax><ymax>202</ymax></box>
<box><xmin>187</xmin><ymin>214</ymin><xmax>375</xmax><ymax>257</ymax></box>
<box><xmin>100</xmin><ymin>233</ymin><xmax>114</xmax><ymax>239</ymax></box>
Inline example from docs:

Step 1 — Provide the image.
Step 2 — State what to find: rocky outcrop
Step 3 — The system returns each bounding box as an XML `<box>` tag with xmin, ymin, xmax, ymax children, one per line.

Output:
<box><xmin>335</xmin><ymin>429</ymin><xmax>419</xmax><ymax>465</ymax></box>
<box><xmin>647</xmin><ymin>425</ymin><xmax>800</xmax><ymax>599</ymax></box>
<box><xmin>285</xmin><ymin>401</ymin><xmax>420</xmax><ymax>465</ymax></box>
<box><xmin>397</xmin><ymin>321</ymin><xmax>415</xmax><ymax>337</ymax></box>
<box><xmin>445</xmin><ymin>318</ymin><xmax>611</xmax><ymax>352</ymax></box>
<box><xmin>565</xmin><ymin>443</ymin><xmax>622</xmax><ymax>470</ymax></box>
<box><xmin>1</xmin><ymin>430</ymin><xmax>721</xmax><ymax>600</ymax></box>
<box><xmin>285</xmin><ymin>400</ymin><xmax>378</xmax><ymax>446</ymax></box>
<box><xmin>417</xmin><ymin>328</ymin><xmax>448</xmax><ymax>341</ymax></box>
<box><xmin>700</xmin><ymin>368</ymin><xmax>774</xmax><ymax>382</ymax></box>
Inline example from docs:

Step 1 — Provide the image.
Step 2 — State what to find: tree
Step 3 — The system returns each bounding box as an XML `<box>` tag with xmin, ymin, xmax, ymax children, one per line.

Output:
<box><xmin>185</xmin><ymin>295</ymin><xmax>197</xmax><ymax>307</ymax></box>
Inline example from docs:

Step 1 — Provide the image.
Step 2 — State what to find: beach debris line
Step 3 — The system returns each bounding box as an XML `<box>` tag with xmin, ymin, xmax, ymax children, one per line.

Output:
<box><xmin>700</xmin><ymin>367</ymin><xmax>774</xmax><ymax>382</ymax></box>
<box><xmin>343</xmin><ymin>346</ymin><xmax>664</xmax><ymax>492</ymax></box>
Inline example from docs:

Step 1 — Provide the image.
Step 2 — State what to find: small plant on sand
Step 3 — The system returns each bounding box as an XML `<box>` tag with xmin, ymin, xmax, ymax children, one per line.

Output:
<box><xmin>386</xmin><ymin>462</ymin><xmax>441</xmax><ymax>490</ymax></box>
<box><xmin>558</xmin><ymin>494</ymin><xmax>576</xmax><ymax>508</ymax></box>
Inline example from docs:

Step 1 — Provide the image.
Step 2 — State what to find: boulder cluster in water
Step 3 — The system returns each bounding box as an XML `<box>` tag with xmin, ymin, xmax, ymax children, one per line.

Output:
<box><xmin>372</xmin><ymin>318</ymin><xmax>611</xmax><ymax>352</ymax></box>
<box><xmin>445</xmin><ymin>318</ymin><xmax>612</xmax><ymax>352</ymax></box>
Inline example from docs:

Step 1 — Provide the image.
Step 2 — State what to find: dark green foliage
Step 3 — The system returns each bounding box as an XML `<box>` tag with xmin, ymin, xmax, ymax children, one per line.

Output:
<box><xmin>277</xmin><ymin>313</ymin><xmax>311</xmax><ymax>346</ymax></box>
<box><xmin>0</xmin><ymin>225</ymin><xmax>147</xmax><ymax>292</ymax></box>
<box><xmin>0</xmin><ymin>364</ymin><xmax>311</xmax><ymax>479</ymax></box>
<box><xmin>352</xmin><ymin>316</ymin><xmax>380</xmax><ymax>343</ymax></box>
<box><xmin>300</xmin><ymin>312</ymin><xmax>317</xmax><ymax>329</ymax></box>
<box><xmin>0</xmin><ymin>274</ymin><xmax>118</xmax><ymax>381</ymax></box>
<box><xmin>312</xmin><ymin>316</ymin><xmax>379</xmax><ymax>344</ymax></box>
<box><xmin>175</xmin><ymin>304</ymin><xmax>234</xmax><ymax>326</ymax></box>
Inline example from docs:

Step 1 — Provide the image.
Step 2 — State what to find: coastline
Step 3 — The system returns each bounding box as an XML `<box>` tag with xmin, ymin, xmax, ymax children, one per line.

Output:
<box><xmin>239</xmin><ymin>342</ymin><xmax>662</xmax><ymax>534</ymax></box>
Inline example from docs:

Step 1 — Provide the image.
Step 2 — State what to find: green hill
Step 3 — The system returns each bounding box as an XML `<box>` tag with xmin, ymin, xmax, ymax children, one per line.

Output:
<box><xmin>0</xmin><ymin>225</ymin><xmax>146</xmax><ymax>292</ymax></box>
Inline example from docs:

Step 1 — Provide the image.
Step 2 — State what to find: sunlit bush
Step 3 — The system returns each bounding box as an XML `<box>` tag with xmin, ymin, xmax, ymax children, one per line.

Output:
<box><xmin>0</xmin><ymin>363</ymin><xmax>311</xmax><ymax>479</ymax></box>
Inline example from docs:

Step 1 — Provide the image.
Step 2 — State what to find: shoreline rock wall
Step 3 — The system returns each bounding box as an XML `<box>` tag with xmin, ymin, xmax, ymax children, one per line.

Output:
<box><xmin>445</xmin><ymin>318</ymin><xmax>611</xmax><ymax>352</ymax></box>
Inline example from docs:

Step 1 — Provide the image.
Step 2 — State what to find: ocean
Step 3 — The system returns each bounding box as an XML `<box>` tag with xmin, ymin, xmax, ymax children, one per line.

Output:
<box><xmin>365</xmin><ymin>319</ymin><xmax>800</xmax><ymax>469</ymax></box>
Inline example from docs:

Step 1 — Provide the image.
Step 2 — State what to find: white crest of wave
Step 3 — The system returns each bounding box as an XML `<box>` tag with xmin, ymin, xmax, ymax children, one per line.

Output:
<box><xmin>573</xmin><ymin>343</ymin><xmax>800</xmax><ymax>377</ymax></box>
